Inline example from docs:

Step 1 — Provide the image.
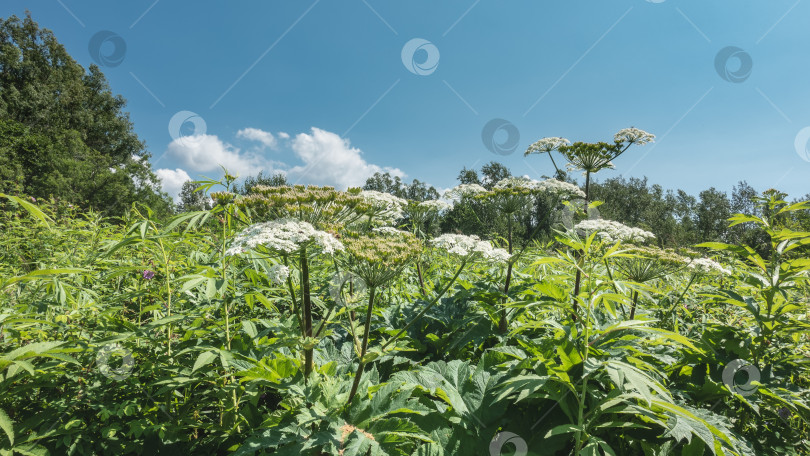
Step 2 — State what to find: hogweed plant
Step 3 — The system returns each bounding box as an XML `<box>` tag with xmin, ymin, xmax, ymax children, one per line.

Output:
<box><xmin>338</xmin><ymin>229</ymin><xmax>423</xmax><ymax>403</ymax></box>
<box><xmin>571</xmin><ymin>217</ymin><xmax>656</xmax><ymax>319</ymax></box>
<box><xmin>226</xmin><ymin>218</ymin><xmax>344</xmax><ymax>378</ymax></box>
<box><xmin>375</xmin><ymin>234</ymin><xmax>511</xmax><ymax>343</ymax></box>
<box><xmin>527</xmin><ymin>128</ymin><xmax>655</xmax><ymax>320</ymax></box>
<box><xmin>659</xmin><ymin>255</ymin><xmax>733</xmax><ymax>332</ymax></box>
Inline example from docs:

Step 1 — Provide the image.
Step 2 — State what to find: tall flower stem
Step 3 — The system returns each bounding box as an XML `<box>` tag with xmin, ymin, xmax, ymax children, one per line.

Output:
<box><xmin>499</xmin><ymin>217</ymin><xmax>514</xmax><ymax>333</ymax></box>
<box><xmin>153</xmin><ymin>236</ymin><xmax>172</xmax><ymax>356</ymax></box>
<box><xmin>575</xmin><ymin>287</ymin><xmax>594</xmax><ymax>452</ymax></box>
<box><xmin>221</xmin><ymin>201</ymin><xmax>241</xmax><ymax>431</ymax></box>
<box><xmin>347</xmin><ymin>286</ymin><xmax>377</xmax><ymax>404</ymax></box>
<box><xmin>222</xmin><ymin>214</ymin><xmax>231</xmax><ymax>350</ymax></box>
<box><xmin>629</xmin><ymin>290</ymin><xmax>639</xmax><ymax>320</ymax></box>
<box><xmin>282</xmin><ymin>256</ymin><xmax>303</xmax><ymax>336</ymax></box>
<box><xmin>571</xmin><ymin>171</ymin><xmax>591</xmax><ymax>321</ymax></box>
<box><xmin>547</xmin><ymin>152</ymin><xmax>562</xmax><ymax>177</ymax></box>
<box><xmin>416</xmin><ymin>262</ymin><xmax>427</xmax><ymax>296</ymax></box>
<box><xmin>300</xmin><ymin>247</ymin><xmax>314</xmax><ymax>378</ymax></box>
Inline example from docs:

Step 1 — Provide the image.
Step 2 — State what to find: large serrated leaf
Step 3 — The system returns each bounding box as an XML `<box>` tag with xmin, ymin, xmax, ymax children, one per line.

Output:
<box><xmin>0</xmin><ymin>408</ymin><xmax>13</xmax><ymax>446</ymax></box>
<box><xmin>192</xmin><ymin>351</ymin><xmax>218</xmax><ymax>374</ymax></box>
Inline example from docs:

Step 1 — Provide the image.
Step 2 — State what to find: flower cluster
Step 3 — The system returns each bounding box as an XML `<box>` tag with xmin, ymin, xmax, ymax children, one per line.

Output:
<box><xmin>524</xmin><ymin>137</ymin><xmax>571</xmax><ymax>155</ymax></box>
<box><xmin>574</xmin><ymin>219</ymin><xmax>655</xmax><ymax>244</ymax></box>
<box><xmin>418</xmin><ymin>199</ymin><xmax>453</xmax><ymax>213</ymax></box>
<box><xmin>360</xmin><ymin>190</ymin><xmax>407</xmax><ymax>223</ymax></box>
<box><xmin>431</xmin><ymin>234</ymin><xmax>510</xmax><ymax>262</ymax></box>
<box><xmin>535</xmin><ymin>178</ymin><xmax>586</xmax><ymax>198</ymax></box>
<box><xmin>341</xmin><ymin>232</ymin><xmax>422</xmax><ymax>287</ymax></box>
<box><xmin>493</xmin><ymin>176</ymin><xmax>539</xmax><ymax>190</ymax></box>
<box><xmin>267</xmin><ymin>264</ymin><xmax>291</xmax><ymax>284</ymax></box>
<box><xmin>490</xmin><ymin>177</ymin><xmax>585</xmax><ymax>198</ymax></box>
<box><xmin>210</xmin><ymin>191</ymin><xmax>236</xmax><ymax>206</ymax></box>
<box><xmin>614</xmin><ymin>127</ymin><xmax>655</xmax><ymax>145</ymax></box>
<box><xmin>614</xmin><ymin>246</ymin><xmax>688</xmax><ymax>282</ymax></box>
<box><xmin>558</xmin><ymin>142</ymin><xmax>624</xmax><ymax>174</ymax></box>
<box><xmin>687</xmin><ymin>258</ymin><xmax>732</xmax><ymax>275</ymax></box>
<box><xmin>444</xmin><ymin>184</ymin><xmax>487</xmax><ymax>200</ymax></box>
<box><xmin>225</xmin><ymin>218</ymin><xmax>344</xmax><ymax>256</ymax></box>
<box><xmin>480</xmin><ymin>178</ymin><xmax>537</xmax><ymax>214</ymax></box>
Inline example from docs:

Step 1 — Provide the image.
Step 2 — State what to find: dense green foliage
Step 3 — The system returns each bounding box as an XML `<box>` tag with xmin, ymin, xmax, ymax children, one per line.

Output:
<box><xmin>0</xmin><ymin>14</ymin><xmax>171</xmax><ymax>215</ymax></box>
<box><xmin>1</xmin><ymin>173</ymin><xmax>808</xmax><ymax>455</ymax></box>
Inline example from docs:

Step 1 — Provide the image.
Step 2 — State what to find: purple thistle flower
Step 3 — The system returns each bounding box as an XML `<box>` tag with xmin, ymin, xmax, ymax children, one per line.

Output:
<box><xmin>142</xmin><ymin>269</ymin><xmax>155</xmax><ymax>280</ymax></box>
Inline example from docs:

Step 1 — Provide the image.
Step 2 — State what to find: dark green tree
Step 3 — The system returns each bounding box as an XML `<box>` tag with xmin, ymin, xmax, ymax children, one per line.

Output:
<box><xmin>363</xmin><ymin>172</ymin><xmax>439</xmax><ymax>202</ymax></box>
<box><xmin>480</xmin><ymin>161</ymin><xmax>511</xmax><ymax>189</ymax></box>
<box><xmin>0</xmin><ymin>13</ymin><xmax>170</xmax><ymax>215</ymax></box>
<box><xmin>177</xmin><ymin>180</ymin><xmax>212</xmax><ymax>212</ymax></box>
<box><xmin>696</xmin><ymin>187</ymin><xmax>732</xmax><ymax>242</ymax></box>
<box><xmin>235</xmin><ymin>171</ymin><xmax>288</xmax><ymax>195</ymax></box>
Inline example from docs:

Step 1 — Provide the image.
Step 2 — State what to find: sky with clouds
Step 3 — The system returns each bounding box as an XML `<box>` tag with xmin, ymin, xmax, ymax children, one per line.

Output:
<box><xmin>2</xmin><ymin>1</ymin><xmax>809</xmax><ymax>201</ymax></box>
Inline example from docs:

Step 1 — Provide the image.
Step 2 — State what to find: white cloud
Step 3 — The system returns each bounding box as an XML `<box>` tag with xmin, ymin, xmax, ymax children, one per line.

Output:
<box><xmin>156</xmin><ymin>168</ymin><xmax>191</xmax><ymax>202</ymax></box>
<box><xmin>165</xmin><ymin>134</ymin><xmax>273</xmax><ymax>177</ymax></box>
<box><xmin>159</xmin><ymin>127</ymin><xmax>401</xmax><ymax>190</ymax></box>
<box><xmin>237</xmin><ymin>127</ymin><xmax>278</xmax><ymax>149</ymax></box>
<box><xmin>287</xmin><ymin>127</ymin><xmax>403</xmax><ymax>189</ymax></box>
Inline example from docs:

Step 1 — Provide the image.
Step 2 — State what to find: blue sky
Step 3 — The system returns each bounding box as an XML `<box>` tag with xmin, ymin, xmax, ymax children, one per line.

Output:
<box><xmin>2</xmin><ymin>0</ymin><xmax>809</xmax><ymax>200</ymax></box>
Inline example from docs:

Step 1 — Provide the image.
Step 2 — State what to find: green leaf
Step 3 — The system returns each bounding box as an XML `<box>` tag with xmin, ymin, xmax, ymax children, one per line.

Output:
<box><xmin>192</xmin><ymin>351</ymin><xmax>218</xmax><ymax>374</ymax></box>
<box><xmin>180</xmin><ymin>276</ymin><xmax>207</xmax><ymax>293</ymax></box>
<box><xmin>0</xmin><ymin>408</ymin><xmax>14</xmax><ymax>446</ymax></box>
<box><xmin>545</xmin><ymin>423</ymin><xmax>582</xmax><ymax>437</ymax></box>
<box><xmin>0</xmin><ymin>193</ymin><xmax>52</xmax><ymax>228</ymax></box>
<box><xmin>241</xmin><ymin>320</ymin><xmax>258</xmax><ymax>338</ymax></box>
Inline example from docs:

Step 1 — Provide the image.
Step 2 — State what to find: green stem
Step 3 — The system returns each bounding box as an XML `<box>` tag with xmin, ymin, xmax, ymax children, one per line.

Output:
<box><xmin>416</xmin><ymin>261</ymin><xmax>427</xmax><ymax>296</ymax></box>
<box><xmin>283</xmin><ymin>256</ymin><xmax>303</xmax><ymax>336</ymax></box>
<box><xmin>300</xmin><ymin>248</ymin><xmax>313</xmax><ymax>378</ymax></box>
<box><xmin>574</xmin><ymin>295</ymin><xmax>593</xmax><ymax>452</ymax></box>
<box><xmin>222</xmin><ymin>208</ymin><xmax>231</xmax><ymax>350</ymax></box>
<box><xmin>500</xmin><ymin>218</ymin><xmax>513</xmax><ymax>333</ymax></box>
<box><xmin>221</xmin><ymin>204</ymin><xmax>241</xmax><ymax>431</ymax></box>
<box><xmin>629</xmin><ymin>290</ymin><xmax>639</xmax><ymax>320</ymax></box>
<box><xmin>571</xmin><ymin>173</ymin><xmax>591</xmax><ymax>321</ymax></box>
<box><xmin>157</xmin><ymin>241</ymin><xmax>172</xmax><ymax>357</ymax></box>
<box><xmin>548</xmin><ymin>152</ymin><xmax>562</xmax><ymax>178</ymax></box>
<box><xmin>347</xmin><ymin>286</ymin><xmax>377</xmax><ymax>404</ymax></box>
